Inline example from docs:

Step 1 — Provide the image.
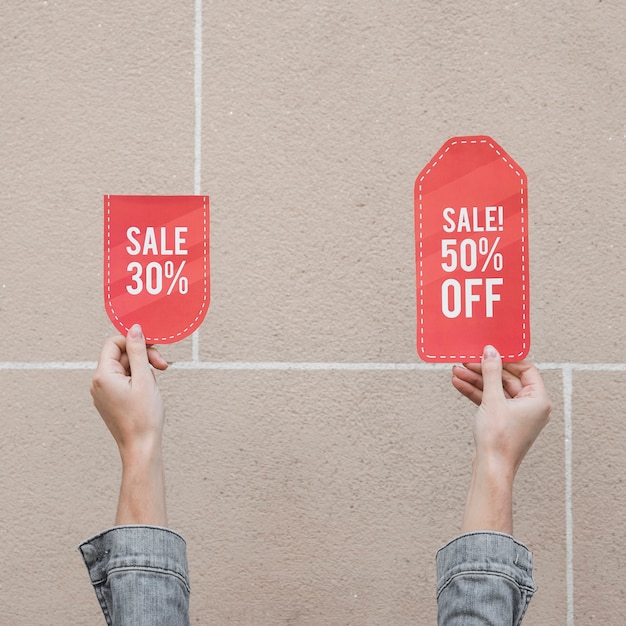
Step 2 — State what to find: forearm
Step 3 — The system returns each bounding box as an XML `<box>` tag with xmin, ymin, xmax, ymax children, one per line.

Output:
<box><xmin>116</xmin><ymin>441</ymin><xmax>167</xmax><ymax>526</ymax></box>
<box><xmin>461</xmin><ymin>457</ymin><xmax>514</xmax><ymax>535</ymax></box>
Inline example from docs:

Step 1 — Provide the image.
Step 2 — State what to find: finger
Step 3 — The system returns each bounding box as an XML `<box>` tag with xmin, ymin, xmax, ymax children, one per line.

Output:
<box><xmin>119</xmin><ymin>352</ymin><xmax>130</xmax><ymax>375</ymax></box>
<box><xmin>457</xmin><ymin>362</ymin><xmax>518</xmax><ymax>399</ymax></box>
<box><xmin>147</xmin><ymin>346</ymin><xmax>169</xmax><ymax>371</ymax></box>
<box><xmin>452</xmin><ymin>364</ymin><xmax>484</xmax><ymax>391</ymax></box>
<box><xmin>91</xmin><ymin>336</ymin><xmax>127</xmax><ymax>402</ymax></box>
<box><xmin>480</xmin><ymin>345</ymin><xmax>505</xmax><ymax>404</ymax></box>
<box><xmin>97</xmin><ymin>335</ymin><xmax>125</xmax><ymax>367</ymax></box>
<box><xmin>124</xmin><ymin>324</ymin><xmax>152</xmax><ymax>385</ymax></box>
<box><xmin>117</xmin><ymin>343</ymin><xmax>166</xmax><ymax>373</ymax></box>
<box><xmin>504</xmin><ymin>360</ymin><xmax>546</xmax><ymax>395</ymax></box>
<box><xmin>95</xmin><ymin>335</ymin><xmax>128</xmax><ymax>378</ymax></box>
<box><xmin>452</xmin><ymin>373</ymin><xmax>483</xmax><ymax>405</ymax></box>
<box><xmin>501</xmin><ymin>368</ymin><xmax>524</xmax><ymax>398</ymax></box>
<box><xmin>461</xmin><ymin>361</ymin><xmax>483</xmax><ymax>376</ymax></box>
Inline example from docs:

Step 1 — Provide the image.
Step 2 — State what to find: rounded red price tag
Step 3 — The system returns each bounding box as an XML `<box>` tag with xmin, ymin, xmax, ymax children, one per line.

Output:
<box><xmin>415</xmin><ymin>136</ymin><xmax>529</xmax><ymax>362</ymax></box>
<box><xmin>104</xmin><ymin>195</ymin><xmax>209</xmax><ymax>344</ymax></box>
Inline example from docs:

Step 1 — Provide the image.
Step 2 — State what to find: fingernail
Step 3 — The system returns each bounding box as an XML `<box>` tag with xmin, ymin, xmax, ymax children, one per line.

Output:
<box><xmin>129</xmin><ymin>324</ymin><xmax>143</xmax><ymax>339</ymax></box>
<box><xmin>483</xmin><ymin>345</ymin><xmax>497</xmax><ymax>359</ymax></box>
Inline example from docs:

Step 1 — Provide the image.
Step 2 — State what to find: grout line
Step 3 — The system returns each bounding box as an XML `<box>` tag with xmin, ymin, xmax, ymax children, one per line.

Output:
<box><xmin>0</xmin><ymin>360</ymin><xmax>625</xmax><ymax>371</ymax></box>
<box><xmin>191</xmin><ymin>0</ymin><xmax>203</xmax><ymax>364</ymax></box>
<box><xmin>0</xmin><ymin>362</ymin><xmax>98</xmax><ymax>370</ymax></box>
<box><xmin>563</xmin><ymin>366</ymin><xmax>575</xmax><ymax>626</ymax></box>
<box><xmin>170</xmin><ymin>361</ymin><xmax>452</xmax><ymax>371</ymax></box>
<box><xmin>540</xmin><ymin>363</ymin><xmax>626</xmax><ymax>371</ymax></box>
<box><xmin>194</xmin><ymin>0</ymin><xmax>202</xmax><ymax>197</ymax></box>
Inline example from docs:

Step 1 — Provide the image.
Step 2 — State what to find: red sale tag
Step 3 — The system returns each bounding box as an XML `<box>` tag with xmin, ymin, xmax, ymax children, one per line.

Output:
<box><xmin>415</xmin><ymin>136</ymin><xmax>529</xmax><ymax>362</ymax></box>
<box><xmin>104</xmin><ymin>195</ymin><xmax>209</xmax><ymax>344</ymax></box>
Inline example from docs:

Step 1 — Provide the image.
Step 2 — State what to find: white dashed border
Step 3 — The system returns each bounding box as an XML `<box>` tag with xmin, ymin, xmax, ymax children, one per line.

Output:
<box><xmin>417</xmin><ymin>137</ymin><xmax>528</xmax><ymax>361</ymax></box>
<box><xmin>105</xmin><ymin>195</ymin><xmax>209</xmax><ymax>344</ymax></box>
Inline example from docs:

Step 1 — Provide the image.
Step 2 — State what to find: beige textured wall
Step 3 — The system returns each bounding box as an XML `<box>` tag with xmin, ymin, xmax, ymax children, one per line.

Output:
<box><xmin>1</xmin><ymin>1</ymin><xmax>624</xmax><ymax>624</ymax></box>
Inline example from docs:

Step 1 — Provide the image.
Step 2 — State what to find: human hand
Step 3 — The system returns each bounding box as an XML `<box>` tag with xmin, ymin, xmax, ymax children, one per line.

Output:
<box><xmin>452</xmin><ymin>345</ymin><xmax>551</xmax><ymax>478</ymax></box>
<box><xmin>91</xmin><ymin>324</ymin><xmax>169</xmax><ymax>525</ymax></box>
<box><xmin>453</xmin><ymin>345</ymin><xmax>551</xmax><ymax>534</ymax></box>
<box><xmin>91</xmin><ymin>324</ymin><xmax>168</xmax><ymax>459</ymax></box>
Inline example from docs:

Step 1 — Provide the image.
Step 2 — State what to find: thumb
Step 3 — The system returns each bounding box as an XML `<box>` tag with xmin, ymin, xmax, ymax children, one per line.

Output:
<box><xmin>125</xmin><ymin>324</ymin><xmax>151</xmax><ymax>383</ymax></box>
<box><xmin>480</xmin><ymin>345</ymin><xmax>505</xmax><ymax>405</ymax></box>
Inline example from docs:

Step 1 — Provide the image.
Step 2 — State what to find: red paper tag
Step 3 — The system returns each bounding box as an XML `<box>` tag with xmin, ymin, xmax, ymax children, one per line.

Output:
<box><xmin>104</xmin><ymin>195</ymin><xmax>209</xmax><ymax>344</ymax></box>
<box><xmin>415</xmin><ymin>136</ymin><xmax>529</xmax><ymax>362</ymax></box>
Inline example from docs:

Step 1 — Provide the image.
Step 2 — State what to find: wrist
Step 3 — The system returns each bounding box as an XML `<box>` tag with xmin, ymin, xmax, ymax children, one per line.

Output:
<box><xmin>462</xmin><ymin>455</ymin><xmax>515</xmax><ymax>535</ymax></box>
<box><xmin>472</xmin><ymin>453</ymin><xmax>516</xmax><ymax>489</ymax></box>
<box><xmin>118</xmin><ymin>434</ymin><xmax>163</xmax><ymax>467</ymax></box>
<box><xmin>116</xmin><ymin>441</ymin><xmax>167</xmax><ymax>527</ymax></box>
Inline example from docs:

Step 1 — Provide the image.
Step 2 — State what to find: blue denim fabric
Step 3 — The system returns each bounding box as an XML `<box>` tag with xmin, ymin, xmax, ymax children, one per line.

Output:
<box><xmin>79</xmin><ymin>526</ymin><xmax>190</xmax><ymax>626</ymax></box>
<box><xmin>436</xmin><ymin>532</ymin><xmax>535</xmax><ymax>625</ymax></box>
<box><xmin>80</xmin><ymin>527</ymin><xmax>533</xmax><ymax>625</ymax></box>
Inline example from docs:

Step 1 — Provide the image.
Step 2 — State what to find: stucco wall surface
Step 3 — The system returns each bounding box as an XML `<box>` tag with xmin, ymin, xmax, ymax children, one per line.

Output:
<box><xmin>0</xmin><ymin>1</ymin><xmax>624</xmax><ymax>624</ymax></box>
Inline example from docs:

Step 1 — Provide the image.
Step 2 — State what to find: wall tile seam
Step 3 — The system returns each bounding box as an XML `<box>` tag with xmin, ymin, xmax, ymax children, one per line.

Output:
<box><xmin>191</xmin><ymin>0</ymin><xmax>202</xmax><ymax>364</ymax></box>
<box><xmin>562</xmin><ymin>365</ymin><xmax>575</xmax><ymax>626</ymax></box>
<box><xmin>1</xmin><ymin>361</ymin><xmax>626</xmax><ymax>371</ymax></box>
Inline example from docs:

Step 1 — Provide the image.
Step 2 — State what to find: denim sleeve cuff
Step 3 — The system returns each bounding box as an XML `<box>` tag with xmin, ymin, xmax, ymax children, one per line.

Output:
<box><xmin>78</xmin><ymin>525</ymin><xmax>190</xmax><ymax>592</ymax></box>
<box><xmin>436</xmin><ymin>531</ymin><xmax>535</xmax><ymax>599</ymax></box>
